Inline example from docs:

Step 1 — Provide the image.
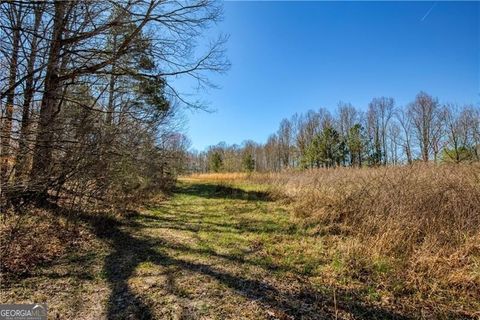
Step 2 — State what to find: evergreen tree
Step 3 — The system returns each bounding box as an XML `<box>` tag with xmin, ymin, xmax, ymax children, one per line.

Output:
<box><xmin>347</xmin><ymin>124</ymin><xmax>366</xmax><ymax>167</ymax></box>
<box><xmin>210</xmin><ymin>152</ymin><xmax>223</xmax><ymax>172</ymax></box>
<box><xmin>242</xmin><ymin>153</ymin><xmax>255</xmax><ymax>173</ymax></box>
<box><xmin>441</xmin><ymin>146</ymin><xmax>476</xmax><ymax>163</ymax></box>
<box><xmin>302</xmin><ymin>126</ymin><xmax>344</xmax><ymax>168</ymax></box>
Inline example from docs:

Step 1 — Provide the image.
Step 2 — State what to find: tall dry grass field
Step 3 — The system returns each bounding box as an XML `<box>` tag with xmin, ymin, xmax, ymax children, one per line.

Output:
<box><xmin>260</xmin><ymin>164</ymin><xmax>480</xmax><ymax>313</ymax></box>
<box><xmin>187</xmin><ymin>164</ymin><xmax>480</xmax><ymax>315</ymax></box>
<box><xmin>183</xmin><ymin>172</ymin><xmax>250</xmax><ymax>183</ymax></box>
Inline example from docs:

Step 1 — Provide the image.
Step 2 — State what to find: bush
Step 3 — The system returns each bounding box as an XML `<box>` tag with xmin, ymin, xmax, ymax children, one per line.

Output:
<box><xmin>0</xmin><ymin>208</ymin><xmax>88</xmax><ymax>276</ymax></box>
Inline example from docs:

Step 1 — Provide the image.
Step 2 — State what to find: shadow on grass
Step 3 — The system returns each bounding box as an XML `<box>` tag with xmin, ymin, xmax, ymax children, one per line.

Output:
<box><xmin>136</xmin><ymin>212</ymin><xmax>299</xmax><ymax>236</ymax></box>
<box><xmin>176</xmin><ymin>182</ymin><xmax>273</xmax><ymax>202</ymax></box>
<box><xmin>68</xmin><ymin>211</ymin><xmax>412</xmax><ymax>320</ymax></box>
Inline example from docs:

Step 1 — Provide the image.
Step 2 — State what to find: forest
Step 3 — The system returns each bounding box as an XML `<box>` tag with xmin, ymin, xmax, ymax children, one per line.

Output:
<box><xmin>190</xmin><ymin>94</ymin><xmax>480</xmax><ymax>173</ymax></box>
<box><xmin>0</xmin><ymin>0</ymin><xmax>228</xmax><ymax>211</ymax></box>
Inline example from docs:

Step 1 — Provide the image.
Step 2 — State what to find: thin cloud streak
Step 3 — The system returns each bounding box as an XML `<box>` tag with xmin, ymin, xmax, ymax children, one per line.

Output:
<box><xmin>421</xmin><ymin>2</ymin><xmax>437</xmax><ymax>21</ymax></box>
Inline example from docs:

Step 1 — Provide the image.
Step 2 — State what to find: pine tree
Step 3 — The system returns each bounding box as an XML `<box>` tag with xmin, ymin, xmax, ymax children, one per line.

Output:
<box><xmin>347</xmin><ymin>124</ymin><xmax>366</xmax><ymax>167</ymax></box>
<box><xmin>242</xmin><ymin>153</ymin><xmax>255</xmax><ymax>173</ymax></box>
<box><xmin>210</xmin><ymin>152</ymin><xmax>223</xmax><ymax>172</ymax></box>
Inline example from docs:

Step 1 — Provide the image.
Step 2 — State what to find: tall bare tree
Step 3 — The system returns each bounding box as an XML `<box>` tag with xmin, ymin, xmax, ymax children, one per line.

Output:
<box><xmin>368</xmin><ymin>97</ymin><xmax>394</xmax><ymax>165</ymax></box>
<box><xmin>277</xmin><ymin>118</ymin><xmax>293</xmax><ymax>169</ymax></box>
<box><xmin>0</xmin><ymin>1</ymin><xmax>24</xmax><ymax>184</ymax></box>
<box><xmin>407</xmin><ymin>92</ymin><xmax>441</xmax><ymax>162</ymax></box>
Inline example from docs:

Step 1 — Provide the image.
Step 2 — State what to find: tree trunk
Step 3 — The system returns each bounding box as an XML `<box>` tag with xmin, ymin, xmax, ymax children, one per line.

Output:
<box><xmin>16</xmin><ymin>3</ymin><xmax>44</xmax><ymax>180</ymax></box>
<box><xmin>30</xmin><ymin>0</ymin><xmax>66</xmax><ymax>187</ymax></box>
<box><xmin>405</xmin><ymin>141</ymin><xmax>413</xmax><ymax>164</ymax></box>
<box><xmin>1</xmin><ymin>3</ymin><xmax>22</xmax><ymax>185</ymax></box>
<box><xmin>422</xmin><ymin>118</ymin><xmax>430</xmax><ymax>162</ymax></box>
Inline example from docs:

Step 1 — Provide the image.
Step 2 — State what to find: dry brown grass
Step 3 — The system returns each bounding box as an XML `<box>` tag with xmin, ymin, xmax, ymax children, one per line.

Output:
<box><xmin>3</xmin><ymin>168</ymin><xmax>479</xmax><ymax>318</ymax></box>
<box><xmin>188</xmin><ymin>165</ymin><xmax>480</xmax><ymax>315</ymax></box>
<box><xmin>256</xmin><ymin>164</ymin><xmax>480</xmax><ymax>315</ymax></box>
<box><xmin>0</xmin><ymin>208</ymin><xmax>92</xmax><ymax>276</ymax></box>
<box><xmin>182</xmin><ymin>172</ymin><xmax>250</xmax><ymax>182</ymax></box>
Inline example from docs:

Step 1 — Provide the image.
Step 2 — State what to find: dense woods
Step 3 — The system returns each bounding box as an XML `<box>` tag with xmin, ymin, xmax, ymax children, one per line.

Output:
<box><xmin>190</xmin><ymin>94</ymin><xmax>480</xmax><ymax>172</ymax></box>
<box><xmin>0</xmin><ymin>0</ymin><xmax>228</xmax><ymax>211</ymax></box>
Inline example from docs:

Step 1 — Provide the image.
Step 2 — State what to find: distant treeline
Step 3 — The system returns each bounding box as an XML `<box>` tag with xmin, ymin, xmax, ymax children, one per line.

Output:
<box><xmin>189</xmin><ymin>92</ymin><xmax>480</xmax><ymax>172</ymax></box>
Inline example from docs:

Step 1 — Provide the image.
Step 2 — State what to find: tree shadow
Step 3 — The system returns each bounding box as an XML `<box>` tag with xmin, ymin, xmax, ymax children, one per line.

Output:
<box><xmin>176</xmin><ymin>183</ymin><xmax>273</xmax><ymax>202</ymax></box>
<box><xmin>65</xmin><ymin>211</ymin><xmax>414</xmax><ymax>320</ymax></box>
<box><xmin>136</xmin><ymin>212</ymin><xmax>299</xmax><ymax>236</ymax></box>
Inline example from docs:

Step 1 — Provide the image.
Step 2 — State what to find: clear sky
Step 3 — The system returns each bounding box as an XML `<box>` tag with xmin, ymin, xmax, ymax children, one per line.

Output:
<box><xmin>174</xmin><ymin>1</ymin><xmax>479</xmax><ymax>151</ymax></box>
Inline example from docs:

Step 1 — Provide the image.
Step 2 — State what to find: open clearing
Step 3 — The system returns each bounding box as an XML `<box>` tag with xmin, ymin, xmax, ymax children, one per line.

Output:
<box><xmin>1</xmin><ymin>179</ymin><xmax>474</xmax><ymax>319</ymax></box>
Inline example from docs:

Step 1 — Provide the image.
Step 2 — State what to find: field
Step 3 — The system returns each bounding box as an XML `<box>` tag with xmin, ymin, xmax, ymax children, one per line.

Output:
<box><xmin>1</xmin><ymin>1</ymin><xmax>478</xmax><ymax>319</ymax></box>
<box><xmin>186</xmin><ymin>164</ymin><xmax>480</xmax><ymax>318</ymax></box>
<box><xmin>2</xmin><ymin>164</ymin><xmax>480</xmax><ymax>319</ymax></box>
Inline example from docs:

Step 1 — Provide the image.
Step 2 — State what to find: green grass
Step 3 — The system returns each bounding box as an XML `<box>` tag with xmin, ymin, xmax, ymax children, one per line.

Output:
<box><xmin>2</xmin><ymin>179</ymin><xmax>471</xmax><ymax>319</ymax></box>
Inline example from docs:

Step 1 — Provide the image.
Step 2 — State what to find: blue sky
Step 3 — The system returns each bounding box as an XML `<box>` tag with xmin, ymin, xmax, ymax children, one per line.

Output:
<box><xmin>174</xmin><ymin>1</ymin><xmax>479</xmax><ymax>151</ymax></box>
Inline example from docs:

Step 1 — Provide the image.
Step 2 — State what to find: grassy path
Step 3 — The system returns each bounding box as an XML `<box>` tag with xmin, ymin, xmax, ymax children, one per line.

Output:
<box><xmin>2</xmin><ymin>180</ymin><xmax>410</xmax><ymax>319</ymax></box>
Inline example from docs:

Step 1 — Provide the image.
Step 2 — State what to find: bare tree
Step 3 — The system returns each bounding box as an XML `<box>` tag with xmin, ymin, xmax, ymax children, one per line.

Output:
<box><xmin>337</xmin><ymin>102</ymin><xmax>358</xmax><ymax>165</ymax></box>
<box><xmin>367</xmin><ymin>101</ymin><xmax>382</xmax><ymax>165</ymax></box>
<box><xmin>265</xmin><ymin>134</ymin><xmax>281</xmax><ymax>172</ymax></box>
<box><xmin>388</xmin><ymin>122</ymin><xmax>400</xmax><ymax>165</ymax></box>
<box><xmin>277</xmin><ymin>118</ymin><xmax>292</xmax><ymax>169</ymax></box>
<box><xmin>407</xmin><ymin>92</ymin><xmax>441</xmax><ymax>162</ymax></box>
<box><xmin>395</xmin><ymin>108</ymin><xmax>413</xmax><ymax>164</ymax></box>
<box><xmin>337</xmin><ymin>102</ymin><xmax>358</xmax><ymax>138</ymax></box>
<box><xmin>368</xmin><ymin>97</ymin><xmax>394</xmax><ymax>165</ymax></box>
<box><xmin>296</xmin><ymin>110</ymin><xmax>320</xmax><ymax>158</ymax></box>
<box><xmin>444</xmin><ymin>103</ymin><xmax>480</xmax><ymax>162</ymax></box>
<box><xmin>0</xmin><ymin>1</ymin><xmax>24</xmax><ymax>184</ymax></box>
<box><xmin>15</xmin><ymin>2</ymin><xmax>46</xmax><ymax>180</ymax></box>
